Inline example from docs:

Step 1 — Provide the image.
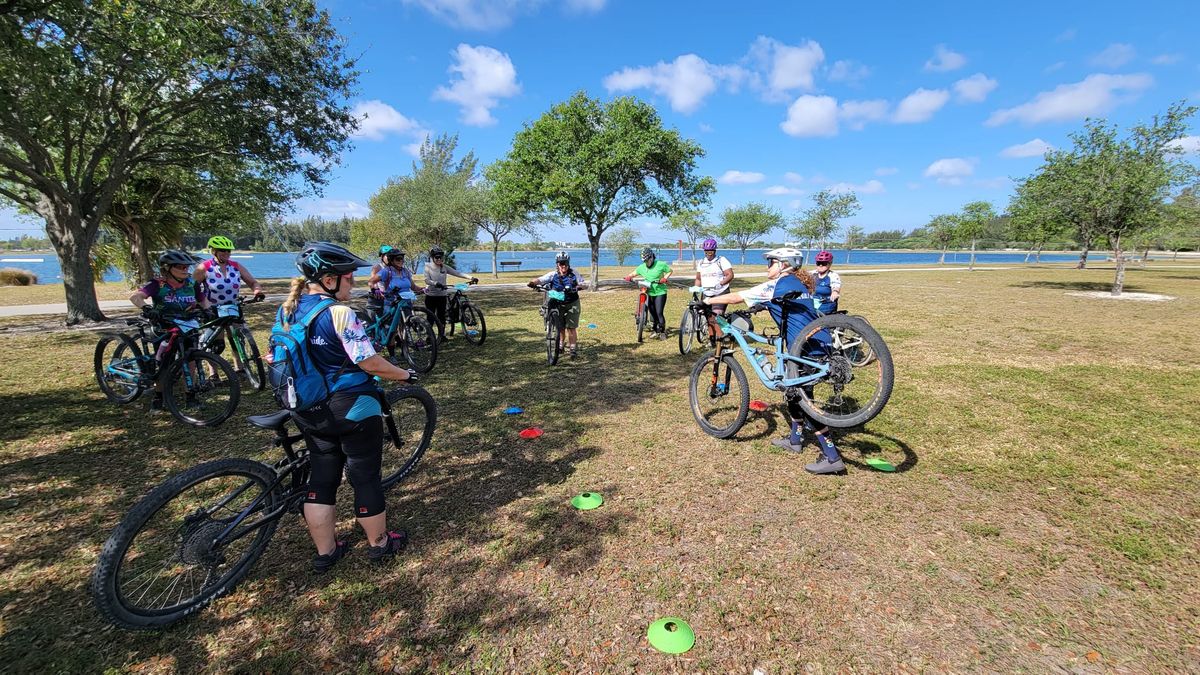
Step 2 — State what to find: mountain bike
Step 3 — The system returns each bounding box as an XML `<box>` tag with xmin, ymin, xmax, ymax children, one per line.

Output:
<box><xmin>629</xmin><ymin>279</ymin><xmax>652</xmax><ymax>343</ymax></box>
<box><xmin>94</xmin><ymin>309</ymin><xmax>241</xmax><ymax>427</ymax></box>
<box><xmin>678</xmin><ymin>286</ymin><xmax>711</xmax><ymax>355</ymax></box>
<box><xmin>688</xmin><ymin>295</ymin><xmax>894</xmax><ymax>438</ymax></box>
<box><xmin>197</xmin><ymin>295</ymin><xmax>266</xmax><ymax>391</ymax></box>
<box><xmin>362</xmin><ymin>289</ymin><xmax>438</xmax><ymax>374</ymax></box>
<box><xmin>534</xmin><ymin>285</ymin><xmax>566</xmax><ymax>365</ymax></box>
<box><xmin>440</xmin><ymin>281</ymin><xmax>486</xmax><ymax>345</ymax></box>
<box><xmin>91</xmin><ymin>384</ymin><xmax>437</xmax><ymax>630</ymax></box>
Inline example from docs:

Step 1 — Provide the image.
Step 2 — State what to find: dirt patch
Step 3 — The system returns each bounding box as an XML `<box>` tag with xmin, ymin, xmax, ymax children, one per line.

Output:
<box><xmin>1065</xmin><ymin>291</ymin><xmax>1175</xmax><ymax>302</ymax></box>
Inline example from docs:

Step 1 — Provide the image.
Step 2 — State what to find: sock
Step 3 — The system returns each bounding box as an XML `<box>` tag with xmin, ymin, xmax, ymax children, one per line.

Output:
<box><xmin>814</xmin><ymin>431</ymin><xmax>841</xmax><ymax>463</ymax></box>
<box><xmin>789</xmin><ymin>420</ymin><xmax>803</xmax><ymax>446</ymax></box>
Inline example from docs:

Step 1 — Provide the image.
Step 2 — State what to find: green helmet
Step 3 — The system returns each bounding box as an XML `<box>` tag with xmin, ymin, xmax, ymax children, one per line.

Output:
<box><xmin>207</xmin><ymin>235</ymin><xmax>234</xmax><ymax>250</ymax></box>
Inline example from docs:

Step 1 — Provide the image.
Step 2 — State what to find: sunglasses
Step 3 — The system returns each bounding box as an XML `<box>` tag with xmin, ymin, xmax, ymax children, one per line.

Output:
<box><xmin>170</xmin><ymin>264</ymin><xmax>190</xmax><ymax>270</ymax></box>
<box><xmin>816</xmin><ymin>262</ymin><xmax>830</xmax><ymax>266</ymax></box>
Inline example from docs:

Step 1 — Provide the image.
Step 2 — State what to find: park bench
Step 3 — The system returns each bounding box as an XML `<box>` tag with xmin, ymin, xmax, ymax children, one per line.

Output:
<box><xmin>499</xmin><ymin>260</ymin><xmax>522</xmax><ymax>270</ymax></box>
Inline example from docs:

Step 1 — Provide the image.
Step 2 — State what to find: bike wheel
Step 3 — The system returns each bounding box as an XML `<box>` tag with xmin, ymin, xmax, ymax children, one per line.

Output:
<box><xmin>94</xmin><ymin>333</ymin><xmax>146</xmax><ymax>404</ymax></box>
<box><xmin>233</xmin><ymin>326</ymin><xmax>266</xmax><ymax>391</ymax></box>
<box><xmin>785</xmin><ymin>314</ymin><xmax>893</xmax><ymax>428</ymax></box>
<box><xmin>379</xmin><ymin>386</ymin><xmax>437</xmax><ymax>490</ymax></box>
<box><xmin>545</xmin><ymin>311</ymin><xmax>561</xmax><ymax>365</ymax></box>
<box><xmin>401</xmin><ymin>309</ymin><xmax>438</xmax><ymax>374</ymax></box>
<box><xmin>688</xmin><ymin>352</ymin><xmax>750</xmax><ymax>439</ymax></box>
<box><xmin>461</xmin><ymin>304</ymin><xmax>486</xmax><ymax>345</ymax></box>
<box><xmin>636</xmin><ymin>306</ymin><xmax>647</xmax><ymax>343</ymax></box>
<box><xmin>836</xmin><ymin>319</ymin><xmax>877</xmax><ymax>366</ymax></box>
<box><xmin>91</xmin><ymin>458</ymin><xmax>280</xmax><ymax>629</ymax></box>
<box><xmin>162</xmin><ymin>351</ymin><xmax>241</xmax><ymax>427</ymax></box>
<box><xmin>678</xmin><ymin>309</ymin><xmax>698</xmax><ymax>355</ymax></box>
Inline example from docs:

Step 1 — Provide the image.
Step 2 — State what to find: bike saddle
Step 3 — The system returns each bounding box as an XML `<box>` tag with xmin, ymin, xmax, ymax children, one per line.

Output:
<box><xmin>247</xmin><ymin>410</ymin><xmax>293</xmax><ymax>431</ymax></box>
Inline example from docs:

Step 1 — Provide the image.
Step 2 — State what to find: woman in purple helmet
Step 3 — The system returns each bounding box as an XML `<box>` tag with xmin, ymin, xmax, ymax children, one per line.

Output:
<box><xmin>693</xmin><ymin>237</ymin><xmax>734</xmax><ymax>316</ymax></box>
<box><xmin>812</xmin><ymin>250</ymin><xmax>841</xmax><ymax>313</ymax></box>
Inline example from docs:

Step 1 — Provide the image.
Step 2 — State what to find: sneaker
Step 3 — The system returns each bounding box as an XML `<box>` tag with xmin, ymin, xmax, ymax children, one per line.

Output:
<box><xmin>312</xmin><ymin>540</ymin><xmax>349</xmax><ymax>573</ymax></box>
<box><xmin>150</xmin><ymin>394</ymin><xmax>165</xmax><ymax>412</ymax></box>
<box><xmin>367</xmin><ymin>530</ymin><xmax>408</xmax><ymax>563</ymax></box>
<box><xmin>568</xmin><ymin>347</ymin><xmax>578</xmax><ymax>359</ymax></box>
<box><xmin>657</xmin><ymin>332</ymin><xmax>669</xmax><ymax>341</ymax></box>
<box><xmin>770</xmin><ymin>437</ymin><xmax>804</xmax><ymax>453</ymax></box>
<box><xmin>804</xmin><ymin>456</ymin><xmax>847</xmax><ymax>475</ymax></box>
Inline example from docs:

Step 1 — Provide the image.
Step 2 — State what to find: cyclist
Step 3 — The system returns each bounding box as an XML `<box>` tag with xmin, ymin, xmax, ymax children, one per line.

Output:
<box><xmin>527</xmin><ymin>251</ymin><xmax>588</xmax><ymax>358</ymax></box>
<box><xmin>423</xmin><ymin>246</ymin><xmax>478</xmax><ymax>343</ymax></box>
<box><xmin>812</xmin><ymin>250</ymin><xmax>841</xmax><ymax>313</ymax></box>
<box><xmin>194</xmin><ymin>235</ymin><xmax>265</xmax><ymax>351</ymax></box>
<box><xmin>701</xmin><ymin>247</ymin><xmax>846</xmax><ymax>475</ymax></box>
<box><xmin>129</xmin><ymin>250</ymin><xmax>211</xmax><ymax>410</ymax></box>
<box><xmin>368</xmin><ymin>248</ymin><xmax>425</xmax><ymax>304</ymax></box>
<box><xmin>624</xmin><ymin>247</ymin><xmax>672</xmax><ymax>339</ymax></box>
<box><xmin>693</xmin><ymin>237</ymin><xmax>734</xmax><ymax>316</ymax></box>
<box><xmin>281</xmin><ymin>242</ymin><xmax>417</xmax><ymax>571</ymax></box>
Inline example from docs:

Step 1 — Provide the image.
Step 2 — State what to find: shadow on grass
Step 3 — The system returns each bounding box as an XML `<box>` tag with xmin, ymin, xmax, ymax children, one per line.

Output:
<box><xmin>839</xmin><ymin>430</ymin><xmax>919</xmax><ymax>474</ymax></box>
<box><xmin>1009</xmin><ymin>280</ymin><xmax>1145</xmax><ymax>293</ymax></box>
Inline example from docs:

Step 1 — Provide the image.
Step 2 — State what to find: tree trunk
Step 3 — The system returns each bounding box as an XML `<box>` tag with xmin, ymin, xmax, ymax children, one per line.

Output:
<box><xmin>588</xmin><ymin>234</ymin><xmax>601</xmax><ymax>291</ymax></box>
<box><xmin>1173</xmin><ymin>248</ymin><xmax>1179</xmax><ymax>261</ymax></box>
<box><xmin>969</xmin><ymin>238</ymin><xmax>977</xmax><ymax>271</ymax></box>
<box><xmin>127</xmin><ymin>222</ymin><xmax>154</xmax><ymax>285</ymax></box>
<box><xmin>1139</xmin><ymin>246</ymin><xmax>1150</xmax><ymax>267</ymax></box>
<box><xmin>1111</xmin><ymin>234</ymin><xmax>1125</xmax><ymax>296</ymax></box>
<box><xmin>1035</xmin><ymin>244</ymin><xmax>1043</xmax><ymax>263</ymax></box>
<box><xmin>1076</xmin><ymin>243</ymin><xmax>1089</xmax><ymax>269</ymax></box>
<box><xmin>490</xmin><ymin>238</ymin><xmax>500</xmax><ymax>278</ymax></box>
<box><xmin>740</xmin><ymin>247</ymin><xmax>747</xmax><ymax>264</ymax></box>
<box><xmin>939</xmin><ymin>247</ymin><xmax>946</xmax><ymax>264</ymax></box>
<box><xmin>846</xmin><ymin>246</ymin><xmax>852</xmax><ymax>264</ymax></box>
<box><xmin>44</xmin><ymin>207</ymin><xmax>106</xmax><ymax>324</ymax></box>
<box><xmin>1024</xmin><ymin>247</ymin><xmax>1032</xmax><ymax>264</ymax></box>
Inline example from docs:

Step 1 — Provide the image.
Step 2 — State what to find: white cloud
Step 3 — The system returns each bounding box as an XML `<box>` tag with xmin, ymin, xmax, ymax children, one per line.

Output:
<box><xmin>874</xmin><ymin>167</ymin><xmax>898</xmax><ymax>176</ymax></box>
<box><xmin>923</xmin><ymin>157</ymin><xmax>976</xmax><ymax>185</ymax></box>
<box><xmin>924</xmin><ymin>44</ymin><xmax>966</xmax><ymax>72</ymax></box>
<box><xmin>1090</xmin><ymin>43</ymin><xmax>1136</xmax><ymax>68</ymax></box>
<box><xmin>720</xmin><ymin>170</ymin><xmax>766</xmax><ymax>185</ymax></box>
<box><xmin>840</xmin><ymin>99</ymin><xmax>889</xmax><ymax>129</ymax></box>
<box><xmin>763</xmin><ymin>185</ymin><xmax>805</xmax><ymax>196</ymax></box>
<box><xmin>432</xmin><ymin>44</ymin><xmax>521</xmax><ymax>126</ymax></box>
<box><xmin>1151</xmin><ymin>53</ymin><xmax>1183</xmax><ymax>65</ymax></box>
<box><xmin>304</xmin><ymin>199</ymin><xmax>370</xmax><ymax>219</ymax></box>
<box><xmin>893</xmin><ymin>88</ymin><xmax>950</xmax><ymax>123</ymax></box>
<box><xmin>1000</xmin><ymin>138</ymin><xmax>1055</xmax><ymax>158</ymax></box>
<box><xmin>603</xmin><ymin>54</ymin><xmax>744</xmax><ymax>114</ymax></box>
<box><xmin>1167</xmin><ymin>136</ymin><xmax>1200</xmax><ymax>154</ymax></box>
<box><xmin>788</xmin><ymin>199</ymin><xmax>805</xmax><ymax>210</ymax></box>
<box><xmin>780</xmin><ymin>95</ymin><xmax>839</xmax><ymax>137</ymax></box>
<box><xmin>828</xmin><ymin>179</ymin><xmax>885</xmax><ymax>195</ymax></box>
<box><xmin>784</xmin><ymin>172</ymin><xmax>805</xmax><ymax>184</ymax></box>
<box><xmin>698</xmin><ymin>122</ymin><xmax>714</xmax><ymax>133</ymax></box>
<box><xmin>974</xmin><ymin>177</ymin><xmax>1012</xmax><ymax>189</ymax></box>
<box><xmin>906</xmin><ymin>182</ymin><xmax>922</xmax><ymax>190</ymax></box>
<box><xmin>748</xmin><ymin>36</ymin><xmax>825</xmax><ymax>100</ymax></box>
<box><xmin>953</xmin><ymin>73</ymin><xmax>998</xmax><ymax>103</ymax></box>
<box><xmin>349</xmin><ymin>100</ymin><xmax>421</xmax><ymax>141</ymax></box>
<box><xmin>986</xmin><ymin>73</ymin><xmax>1153</xmax><ymax>126</ymax></box>
<box><xmin>400</xmin><ymin>0</ymin><xmax>604</xmax><ymax>30</ymax></box>
<box><xmin>828</xmin><ymin>59</ymin><xmax>870</xmax><ymax>84</ymax></box>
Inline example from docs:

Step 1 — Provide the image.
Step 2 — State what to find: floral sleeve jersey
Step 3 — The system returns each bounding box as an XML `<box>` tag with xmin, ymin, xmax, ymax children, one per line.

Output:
<box><xmin>327</xmin><ymin>305</ymin><xmax>376</xmax><ymax>364</ymax></box>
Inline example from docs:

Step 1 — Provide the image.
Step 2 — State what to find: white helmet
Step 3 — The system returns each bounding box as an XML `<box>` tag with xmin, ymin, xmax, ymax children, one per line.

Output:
<box><xmin>763</xmin><ymin>247</ymin><xmax>805</xmax><ymax>270</ymax></box>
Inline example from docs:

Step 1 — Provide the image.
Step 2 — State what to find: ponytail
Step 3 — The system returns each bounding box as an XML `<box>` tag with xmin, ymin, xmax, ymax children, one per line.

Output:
<box><xmin>793</xmin><ymin>268</ymin><xmax>816</xmax><ymax>295</ymax></box>
<box><xmin>280</xmin><ymin>276</ymin><xmax>307</xmax><ymax>328</ymax></box>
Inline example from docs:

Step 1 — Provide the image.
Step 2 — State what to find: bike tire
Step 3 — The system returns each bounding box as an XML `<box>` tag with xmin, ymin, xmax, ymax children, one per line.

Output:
<box><xmin>162</xmin><ymin>350</ymin><xmax>242</xmax><ymax>427</ymax></box>
<box><xmin>546</xmin><ymin>310</ymin><xmax>562</xmax><ymax>365</ymax></box>
<box><xmin>234</xmin><ymin>326</ymin><xmax>266</xmax><ymax>391</ymax></box>
<box><xmin>379</xmin><ymin>386</ymin><xmax>438</xmax><ymax>490</ymax></box>
<box><xmin>636</xmin><ymin>305</ymin><xmax>647</xmax><ymax>343</ymax></box>
<box><xmin>678</xmin><ymin>309</ymin><xmax>697</xmax><ymax>355</ymax></box>
<box><xmin>91</xmin><ymin>457</ymin><xmax>280</xmax><ymax>630</ymax></box>
<box><xmin>401</xmin><ymin>308</ymin><xmax>438</xmax><ymax>374</ymax></box>
<box><xmin>94</xmin><ymin>332</ymin><xmax>146</xmax><ymax>404</ymax></box>
<box><xmin>688</xmin><ymin>352</ymin><xmax>750</xmax><ymax>439</ymax></box>
<box><xmin>461</xmin><ymin>304</ymin><xmax>487</xmax><ymax>345</ymax></box>
<box><xmin>786</xmin><ymin>314</ymin><xmax>893</xmax><ymax>428</ymax></box>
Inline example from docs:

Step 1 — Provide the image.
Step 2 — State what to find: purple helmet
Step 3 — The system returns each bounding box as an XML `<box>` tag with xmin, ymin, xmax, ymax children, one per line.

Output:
<box><xmin>701</xmin><ymin>237</ymin><xmax>718</xmax><ymax>251</ymax></box>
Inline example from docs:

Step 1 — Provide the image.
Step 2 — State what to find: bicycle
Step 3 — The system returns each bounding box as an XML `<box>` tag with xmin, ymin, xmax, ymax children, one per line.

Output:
<box><xmin>90</xmin><ymin>384</ymin><xmax>437</xmax><ymax>630</ymax></box>
<box><xmin>629</xmin><ymin>279</ymin><xmax>652</xmax><ymax>343</ymax></box>
<box><xmin>440</xmin><ymin>281</ymin><xmax>486</xmax><ymax>345</ymax></box>
<box><xmin>94</xmin><ymin>309</ymin><xmax>242</xmax><ymax>427</ymax></box>
<box><xmin>362</xmin><ymin>289</ymin><xmax>438</xmax><ymax>374</ymax></box>
<box><xmin>534</xmin><ymin>284</ymin><xmax>566</xmax><ymax>365</ymax></box>
<box><xmin>677</xmin><ymin>285</ymin><xmax>711</xmax><ymax>355</ymax></box>
<box><xmin>197</xmin><ymin>295</ymin><xmax>267</xmax><ymax>391</ymax></box>
<box><xmin>688</xmin><ymin>295</ymin><xmax>894</xmax><ymax>439</ymax></box>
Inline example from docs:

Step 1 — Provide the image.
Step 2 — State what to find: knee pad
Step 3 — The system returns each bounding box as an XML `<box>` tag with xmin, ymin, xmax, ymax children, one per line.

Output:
<box><xmin>344</xmin><ymin>459</ymin><xmax>385</xmax><ymax>517</ymax></box>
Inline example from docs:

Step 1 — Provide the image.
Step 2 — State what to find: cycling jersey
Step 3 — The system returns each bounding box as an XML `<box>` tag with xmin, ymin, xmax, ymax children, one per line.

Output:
<box><xmin>739</xmin><ymin>278</ymin><xmax>779</xmax><ymax>307</ymax></box>
<box><xmin>139</xmin><ymin>277</ymin><xmax>201</xmax><ymax>320</ymax></box>
<box><xmin>535</xmin><ymin>268</ymin><xmax>585</xmax><ymax>303</ymax></box>
<box><xmin>813</xmin><ymin>270</ymin><xmax>841</xmax><ymax>312</ymax></box>
<box><xmin>695</xmin><ymin>255</ymin><xmax>732</xmax><ymax>296</ymax></box>
<box><xmin>633</xmin><ymin>260</ymin><xmax>672</xmax><ymax>296</ymax></box>
<box><xmin>766</xmin><ymin>275</ymin><xmax>825</xmax><ymax>348</ymax></box>
<box><xmin>198</xmin><ymin>258</ymin><xmax>244</xmax><ymax>305</ymax></box>
<box><xmin>424</xmin><ymin>263</ymin><xmax>471</xmax><ymax>297</ymax></box>
<box><xmin>292</xmin><ymin>294</ymin><xmax>376</xmax><ymax>397</ymax></box>
<box><xmin>378</xmin><ymin>266</ymin><xmax>414</xmax><ymax>295</ymax></box>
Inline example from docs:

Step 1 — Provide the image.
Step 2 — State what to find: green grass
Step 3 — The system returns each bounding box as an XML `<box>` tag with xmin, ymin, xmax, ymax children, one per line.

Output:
<box><xmin>1</xmin><ymin>264</ymin><xmax>1199</xmax><ymax>671</ymax></box>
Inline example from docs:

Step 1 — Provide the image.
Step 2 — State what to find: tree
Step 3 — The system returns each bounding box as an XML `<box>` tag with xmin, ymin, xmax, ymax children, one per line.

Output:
<box><xmin>1157</xmin><ymin>186</ymin><xmax>1200</xmax><ymax>259</ymax></box>
<box><xmin>843</xmin><ymin>223</ymin><xmax>865</xmax><ymax>264</ymax></box>
<box><xmin>489</xmin><ymin>92</ymin><xmax>714</xmax><ymax>290</ymax></box>
<box><xmin>460</xmin><ymin>177</ymin><xmax>534</xmax><ymax>278</ymax></box>
<box><xmin>609</xmin><ymin>226</ymin><xmax>639</xmax><ymax>265</ymax></box>
<box><xmin>792</xmin><ymin>190</ymin><xmax>860</xmax><ymax>251</ymax></box>
<box><xmin>957</xmin><ymin>201</ymin><xmax>996</xmax><ymax>271</ymax></box>
<box><xmin>717</xmin><ymin>202</ymin><xmax>783</xmax><ymax>263</ymax></box>
<box><xmin>0</xmin><ymin>1</ymin><xmax>358</xmax><ymax>323</ymax></box>
<box><xmin>666</xmin><ymin>209</ymin><xmax>708</xmax><ymax>260</ymax></box>
<box><xmin>1007</xmin><ymin>173</ymin><xmax>1069</xmax><ymax>264</ymax></box>
<box><xmin>928</xmin><ymin>214</ymin><xmax>959</xmax><ymax>264</ymax></box>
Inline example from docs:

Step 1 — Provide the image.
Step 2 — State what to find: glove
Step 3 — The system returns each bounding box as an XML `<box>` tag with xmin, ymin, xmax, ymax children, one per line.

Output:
<box><xmin>253</xmin><ymin>291</ymin><xmax>266</xmax><ymax>301</ymax></box>
<box><xmin>469</xmin><ymin>277</ymin><xmax>479</xmax><ymax>285</ymax></box>
<box><xmin>404</xmin><ymin>369</ymin><xmax>419</xmax><ymax>384</ymax></box>
<box><xmin>140</xmin><ymin>305</ymin><xmax>162</xmax><ymax>319</ymax></box>
<box><xmin>624</xmin><ymin>275</ymin><xmax>633</xmax><ymax>282</ymax></box>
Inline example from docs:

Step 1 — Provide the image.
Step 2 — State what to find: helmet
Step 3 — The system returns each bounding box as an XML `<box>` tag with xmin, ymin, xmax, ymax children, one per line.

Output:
<box><xmin>815</xmin><ymin>250</ymin><xmax>833</xmax><ymax>264</ymax></box>
<box><xmin>158</xmin><ymin>249</ymin><xmax>199</xmax><ymax>269</ymax></box>
<box><xmin>701</xmin><ymin>238</ymin><xmax>718</xmax><ymax>251</ymax></box>
<box><xmin>207</xmin><ymin>235</ymin><xmax>234</xmax><ymax>251</ymax></box>
<box><xmin>383</xmin><ymin>248</ymin><xmax>405</xmax><ymax>263</ymax></box>
<box><xmin>555</xmin><ymin>251</ymin><xmax>570</xmax><ymax>265</ymax></box>
<box><xmin>295</xmin><ymin>241</ymin><xmax>370</xmax><ymax>280</ymax></box>
<box><xmin>429</xmin><ymin>246</ymin><xmax>445</xmax><ymax>258</ymax></box>
<box><xmin>763</xmin><ymin>247</ymin><xmax>805</xmax><ymax>270</ymax></box>
<box><xmin>379</xmin><ymin>244</ymin><xmax>393</xmax><ymax>256</ymax></box>
<box><xmin>640</xmin><ymin>247</ymin><xmax>656</xmax><ymax>263</ymax></box>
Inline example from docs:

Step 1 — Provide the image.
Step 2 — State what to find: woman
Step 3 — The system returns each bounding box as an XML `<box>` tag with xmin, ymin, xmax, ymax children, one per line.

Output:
<box><xmin>193</xmin><ymin>235</ymin><xmax>265</xmax><ymax>306</ymax></box>
<box><xmin>702</xmin><ymin>247</ymin><xmax>846</xmax><ymax>475</ymax></box>
<box><xmin>624</xmin><ymin>247</ymin><xmax>672</xmax><ymax>339</ymax></box>
<box><xmin>282</xmin><ymin>242</ymin><xmax>417</xmax><ymax>571</ymax></box>
<box><xmin>130</xmin><ymin>250</ymin><xmax>211</xmax><ymax>411</ymax></box>
<box><xmin>694</xmin><ymin>237</ymin><xmax>734</xmax><ymax>316</ymax></box>
<box><xmin>527</xmin><ymin>251</ymin><xmax>588</xmax><ymax>358</ymax></box>
<box><xmin>423</xmin><ymin>246</ymin><xmax>477</xmax><ymax>342</ymax></box>
<box><xmin>368</xmin><ymin>248</ymin><xmax>424</xmax><ymax>299</ymax></box>
<box><xmin>811</xmin><ymin>250</ymin><xmax>841</xmax><ymax>313</ymax></box>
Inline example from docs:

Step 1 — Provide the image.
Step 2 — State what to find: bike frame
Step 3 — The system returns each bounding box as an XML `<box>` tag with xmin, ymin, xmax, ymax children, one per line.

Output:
<box><xmin>712</xmin><ymin>311</ymin><xmax>830</xmax><ymax>391</ymax></box>
<box><xmin>365</xmin><ymin>291</ymin><xmax>416</xmax><ymax>346</ymax></box>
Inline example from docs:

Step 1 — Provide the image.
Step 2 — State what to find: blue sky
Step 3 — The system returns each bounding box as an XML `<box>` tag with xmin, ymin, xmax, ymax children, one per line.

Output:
<box><xmin>4</xmin><ymin>0</ymin><xmax>1199</xmax><ymax>243</ymax></box>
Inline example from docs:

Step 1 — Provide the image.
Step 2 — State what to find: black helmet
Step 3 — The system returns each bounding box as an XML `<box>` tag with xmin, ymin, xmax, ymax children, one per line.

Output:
<box><xmin>158</xmin><ymin>249</ymin><xmax>199</xmax><ymax>268</ymax></box>
<box><xmin>640</xmin><ymin>247</ymin><xmax>655</xmax><ymax>264</ymax></box>
<box><xmin>429</xmin><ymin>245</ymin><xmax>445</xmax><ymax>258</ymax></box>
<box><xmin>295</xmin><ymin>241</ymin><xmax>370</xmax><ymax>280</ymax></box>
<box><xmin>383</xmin><ymin>248</ymin><xmax>406</xmax><ymax>263</ymax></box>
<box><xmin>555</xmin><ymin>251</ymin><xmax>570</xmax><ymax>265</ymax></box>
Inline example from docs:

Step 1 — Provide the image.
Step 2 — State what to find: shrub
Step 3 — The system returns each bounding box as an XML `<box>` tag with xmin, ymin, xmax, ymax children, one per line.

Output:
<box><xmin>0</xmin><ymin>268</ymin><xmax>38</xmax><ymax>286</ymax></box>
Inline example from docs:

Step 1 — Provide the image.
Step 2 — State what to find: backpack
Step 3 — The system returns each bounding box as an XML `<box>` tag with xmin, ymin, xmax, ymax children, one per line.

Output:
<box><xmin>266</xmin><ymin>298</ymin><xmax>339</xmax><ymax>411</ymax></box>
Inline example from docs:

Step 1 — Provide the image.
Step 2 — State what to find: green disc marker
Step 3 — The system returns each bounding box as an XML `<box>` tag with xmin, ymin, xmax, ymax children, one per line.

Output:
<box><xmin>646</xmin><ymin>617</ymin><xmax>695</xmax><ymax>654</ymax></box>
<box><xmin>864</xmin><ymin>457</ymin><xmax>897</xmax><ymax>472</ymax></box>
<box><xmin>571</xmin><ymin>492</ymin><xmax>604</xmax><ymax>510</ymax></box>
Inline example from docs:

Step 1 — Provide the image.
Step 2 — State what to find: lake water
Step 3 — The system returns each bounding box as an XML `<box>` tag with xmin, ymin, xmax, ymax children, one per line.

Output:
<box><xmin>2</xmin><ymin>248</ymin><xmax>1085</xmax><ymax>284</ymax></box>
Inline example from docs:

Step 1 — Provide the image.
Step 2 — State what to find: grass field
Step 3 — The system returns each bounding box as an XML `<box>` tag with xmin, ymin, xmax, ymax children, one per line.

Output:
<box><xmin>0</xmin><ymin>264</ymin><xmax>1198</xmax><ymax>672</ymax></box>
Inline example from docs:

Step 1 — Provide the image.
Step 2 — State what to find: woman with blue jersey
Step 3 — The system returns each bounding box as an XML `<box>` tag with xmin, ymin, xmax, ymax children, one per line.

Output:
<box><xmin>527</xmin><ymin>251</ymin><xmax>588</xmax><ymax>358</ymax></box>
<box><xmin>281</xmin><ymin>242</ymin><xmax>418</xmax><ymax>571</ymax></box>
<box><xmin>368</xmin><ymin>248</ymin><xmax>425</xmax><ymax>300</ymax></box>
<box><xmin>811</xmin><ymin>250</ymin><xmax>841</xmax><ymax>313</ymax></box>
